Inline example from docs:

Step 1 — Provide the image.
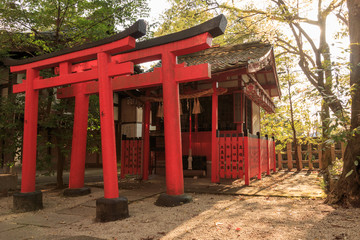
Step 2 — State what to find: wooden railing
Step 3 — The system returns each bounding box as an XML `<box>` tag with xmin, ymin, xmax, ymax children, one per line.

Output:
<box><xmin>277</xmin><ymin>142</ymin><xmax>346</xmax><ymax>170</ymax></box>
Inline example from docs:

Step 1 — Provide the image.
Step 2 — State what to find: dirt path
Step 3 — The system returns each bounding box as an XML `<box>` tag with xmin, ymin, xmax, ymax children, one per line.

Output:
<box><xmin>0</xmin><ymin>171</ymin><xmax>359</xmax><ymax>240</ymax></box>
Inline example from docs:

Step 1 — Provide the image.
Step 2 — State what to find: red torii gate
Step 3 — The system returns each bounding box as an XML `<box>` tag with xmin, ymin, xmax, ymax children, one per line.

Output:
<box><xmin>9</xmin><ymin>15</ymin><xmax>227</xmax><ymax>221</ymax></box>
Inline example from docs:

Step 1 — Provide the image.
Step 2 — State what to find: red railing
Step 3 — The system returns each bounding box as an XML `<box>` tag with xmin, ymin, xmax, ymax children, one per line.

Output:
<box><xmin>218</xmin><ymin>132</ymin><xmax>276</xmax><ymax>185</ymax></box>
<box><xmin>121</xmin><ymin>137</ymin><xmax>143</xmax><ymax>178</ymax></box>
<box><xmin>218</xmin><ymin>134</ymin><xmax>244</xmax><ymax>179</ymax></box>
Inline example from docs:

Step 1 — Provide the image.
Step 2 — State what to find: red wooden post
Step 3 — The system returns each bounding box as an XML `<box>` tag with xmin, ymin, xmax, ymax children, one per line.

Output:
<box><xmin>244</xmin><ymin>131</ymin><xmax>250</xmax><ymax>185</ymax></box>
<box><xmin>162</xmin><ymin>51</ymin><xmax>184</xmax><ymax>196</ymax></box>
<box><xmin>231</xmin><ymin>134</ymin><xmax>238</xmax><ymax>179</ymax></box>
<box><xmin>142</xmin><ymin>100</ymin><xmax>151</xmax><ymax>180</ymax></box>
<box><xmin>211</xmin><ymin>82</ymin><xmax>219</xmax><ymax>183</ymax></box>
<box><xmin>225</xmin><ymin>135</ymin><xmax>231</xmax><ymax>179</ymax></box>
<box><xmin>120</xmin><ymin>137</ymin><xmax>126</xmax><ymax>179</ymax></box>
<box><xmin>97</xmin><ymin>52</ymin><xmax>119</xmax><ymax>199</ymax></box>
<box><xmin>68</xmin><ymin>70</ymin><xmax>90</xmax><ymax>189</ymax></box>
<box><xmin>272</xmin><ymin>137</ymin><xmax>276</xmax><ymax>172</ymax></box>
<box><xmin>266</xmin><ymin>135</ymin><xmax>270</xmax><ymax>175</ymax></box>
<box><xmin>195</xmin><ymin>114</ymin><xmax>198</xmax><ymax>132</ymax></box>
<box><xmin>21</xmin><ymin>68</ymin><xmax>39</xmax><ymax>193</ymax></box>
<box><xmin>257</xmin><ymin>132</ymin><xmax>262</xmax><ymax>180</ymax></box>
<box><xmin>188</xmin><ymin>103</ymin><xmax>193</xmax><ymax>170</ymax></box>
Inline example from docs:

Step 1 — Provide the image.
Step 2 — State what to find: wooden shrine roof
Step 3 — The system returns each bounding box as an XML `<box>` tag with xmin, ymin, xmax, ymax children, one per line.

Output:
<box><xmin>179</xmin><ymin>42</ymin><xmax>281</xmax><ymax>98</ymax></box>
<box><xmin>179</xmin><ymin>42</ymin><xmax>272</xmax><ymax>73</ymax></box>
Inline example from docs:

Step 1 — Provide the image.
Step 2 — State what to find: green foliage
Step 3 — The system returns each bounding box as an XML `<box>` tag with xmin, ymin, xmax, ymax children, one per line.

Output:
<box><xmin>87</xmin><ymin>95</ymin><xmax>101</xmax><ymax>154</ymax></box>
<box><xmin>155</xmin><ymin>0</ymin><xmax>264</xmax><ymax>45</ymax></box>
<box><xmin>0</xmin><ymin>0</ymin><xmax>150</xmax><ymax>55</ymax></box>
<box><xmin>0</xmin><ymin>94</ymin><xmax>24</xmax><ymax>167</ymax></box>
<box><xmin>155</xmin><ymin>0</ymin><xmax>216</xmax><ymax>36</ymax></box>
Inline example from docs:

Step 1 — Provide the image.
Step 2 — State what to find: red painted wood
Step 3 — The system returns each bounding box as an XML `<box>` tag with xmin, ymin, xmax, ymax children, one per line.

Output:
<box><xmin>211</xmin><ymin>82</ymin><xmax>219</xmax><ymax>183</ymax></box>
<box><xmin>225</xmin><ymin>135</ymin><xmax>232</xmax><ymax>179</ymax></box>
<box><xmin>260</xmin><ymin>137</ymin><xmax>268</xmax><ymax>176</ymax></box>
<box><xmin>57</xmin><ymin>68</ymin><xmax>162</xmax><ymax>98</ymax></box>
<box><xmin>231</xmin><ymin>135</ymin><xmax>238</xmax><ymax>179</ymax></box>
<box><xmin>15</xmin><ymin>62</ymin><xmax>133</xmax><ymax>93</ymax></box>
<box><xmin>162</xmin><ymin>51</ymin><xmax>184</xmax><ymax>196</ymax></box>
<box><xmin>67</xmin><ymin>62</ymin><xmax>90</xmax><ymax>189</ymax></box>
<box><xmin>130</xmin><ymin>141</ymin><xmax>133</xmax><ymax>172</ymax></box>
<box><xmin>97</xmin><ymin>52</ymin><xmax>119</xmax><ymax>199</ymax></box>
<box><xmin>174</xmin><ymin>63</ymin><xmax>210</xmax><ymax>83</ymax></box>
<box><xmin>120</xmin><ymin>139</ymin><xmax>126</xmax><ymax>179</ymax></box>
<box><xmin>181</xmin><ymin>132</ymin><xmax>211</xmax><ymax>163</ymax></box>
<box><xmin>137</xmin><ymin>140</ymin><xmax>142</xmax><ymax>175</ymax></box>
<box><xmin>124</xmin><ymin>140</ymin><xmax>130</xmax><ymax>175</ymax></box>
<box><xmin>237</xmin><ymin>135</ymin><xmax>244</xmax><ymax>179</ymax></box>
<box><xmin>273</xmin><ymin>139</ymin><xmax>276</xmax><ymax>172</ymax></box>
<box><xmin>219</xmin><ymin>135</ymin><xmax>226</xmax><ymax>179</ymax></box>
<box><xmin>266</xmin><ymin>137</ymin><xmax>270</xmax><ymax>175</ymax></box>
<box><xmin>142</xmin><ymin>101</ymin><xmax>151</xmax><ymax>180</ymax></box>
<box><xmin>20</xmin><ymin>68</ymin><xmax>39</xmax><ymax>193</ymax></box>
<box><xmin>12</xmin><ymin>80</ymin><xmax>26</xmax><ymax>93</ymax></box>
<box><xmin>248</xmin><ymin>136</ymin><xmax>259</xmax><ymax>179</ymax></box>
<box><xmin>113</xmin><ymin>33</ymin><xmax>212</xmax><ymax>65</ymax></box>
<box><xmin>10</xmin><ymin>37</ymin><xmax>135</xmax><ymax>73</ymax></box>
<box><xmin>258</xmin><ymin>136</ymin><xmax>262</xmax><ymax>180</ymax></box>
<box><xmin>244</xmin><ymin>136</ymin><xmax>250</xmax><ymax>185</ymax></box>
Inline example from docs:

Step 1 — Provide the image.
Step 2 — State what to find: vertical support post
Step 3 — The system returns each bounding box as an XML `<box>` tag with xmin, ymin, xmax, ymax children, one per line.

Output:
<box><xmin>142</xmin><ymin>100</ymin><xmax>151</xmax><ymax>180</ymax></box>
<box><xmin>63</xmin><ymin>61</ymin><xmax>91</xmax><ymax>197</ymax></box>
<box><xmin>318</xmin><ymin>144</ymin><xmax>323</xmax><ymax>169</ymax></box>
<box><xmin>287</xmin><ymin>142</ymin><xmax>293</xmax><ymax>170</ymax></box>
<box><xmin>13</xmin><ymin>68</ymin><xmax>43</xmax><ymax>212</ymax></box>
<box><xmin>277</xmin><ymin>150</ymin><xmax>283</xmax><ymax>170</ymax></box>
<box><xmin>195</xmin><ymin>114</ymin><xmax>198</xmax><ymax>132</ymax></box>
<box><xmin>297</xmin><ymin>144</ymin><xmax>303</xmax><ymax>170</ymax></box>
<box><xmin>331</xmin><ymin>144</ymin><xmax>336</xmax><ymax>163</ymax></box>
<box><xmin>211</xmin><ymin>81</ymin><xmax>219</xmax><ymax>183</ymax></box>
<box><xmin>266</xmin><ymin>135</ymin><xmax>270</xmax><ymax>175</ymax></box>
<box><xmin>97</xmin><ymin>52</ymin><xmax>119</xmax><ymax>199</ymax></box>
<box><xmin>162</xmin><ymin>51</ymin><xmax>184</xmax><ymax>196</ymax></box>
<box><xmin>120</xmin><ymin>136</ymin><xmax>126</xmax><ymax>179</ymax></box>
<box><xmin>257</xmin><ymin>132</ymin><xmax>261</xmax><ymax>180</ymax></box>
<box><xmin>308</xmin><ymin>144</ymin><xmax>313</xmax><ymax>170</ymax></box>
<box><xmin>188</xmin><ymin>103</ymin><xmax>193</xmax><ymax>170</ymax></box>
<box><xmin>68</xmin><ymin>79</ymin><xmax>89</xmax><ymax>190</ymax></box>
<box><xmin>272</xmin><ymin>137</ymin><xmax>276</xmax><ymax>172</ymax></box>
<box><xmin>21</xmin><ymin>68</ymin><xmax>40</xmax><ymax>193</ymax></box>
<box><xmin>244</xmin><ymin>130</ymin><xmax>250</xmax><ymax>185</ymax></box>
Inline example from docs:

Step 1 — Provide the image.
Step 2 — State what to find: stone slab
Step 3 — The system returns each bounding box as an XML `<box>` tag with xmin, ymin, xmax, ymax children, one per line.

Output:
<box><xmin>0</xmin><ymin>222</ymin><xmax>22</xmax><ymax>233</ymax></box>
<box><xmin>13</xmin><ymin>212</ymin><xmax>84</xmax><ymax>228</ymax></box>
<box><xmin>56</xmin><ymin>205</ymin><xmax>95</xmax><ymax>217</ymax></box>
<box><xmin>0</xmin><ymin>225</ymin><xmax>42</xmax><ymax>240</ymax></box>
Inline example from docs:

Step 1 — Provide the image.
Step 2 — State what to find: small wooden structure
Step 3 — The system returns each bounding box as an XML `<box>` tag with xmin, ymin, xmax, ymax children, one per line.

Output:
<box><xmin>277</xmin><ymin>142</ymin><xmax>346</xmax><ymax>170</ymax></box>
<box><xmin>132</xmin><ymin>42</ymin><xmax>281</xmax><ymax>184</ymax></box>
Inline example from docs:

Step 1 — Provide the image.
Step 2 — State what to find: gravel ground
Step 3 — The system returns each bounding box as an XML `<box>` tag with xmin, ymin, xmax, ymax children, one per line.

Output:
<box><xmin>1</xmin><ymin>186</ymin><xmax>360</xmax><ymax>240</ymax></box>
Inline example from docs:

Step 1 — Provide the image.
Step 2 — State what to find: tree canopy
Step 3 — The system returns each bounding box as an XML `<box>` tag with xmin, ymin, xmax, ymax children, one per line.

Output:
<box><xmin>0</xmin><ymin>0</ymin><xmax>150</xmax><ymax>55</ymax></box>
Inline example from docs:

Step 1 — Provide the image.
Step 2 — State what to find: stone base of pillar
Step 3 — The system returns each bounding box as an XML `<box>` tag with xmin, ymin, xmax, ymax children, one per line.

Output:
<box><xmin>63</xmin><ymin>187</ymin><xmax>91</xmax><ymax>197</ymax></box>
<box><xmin>96</xmin><ymin>197</ymin><xmax>129</xmax><ymax>222</ymax></box>
<box><xmin>155</xmin><ymin>193</ymin><xmax>192</xmax><ymax>207</ymax></box>
<box><xmin>13</xmin><ymin>191</ymin><xmax>43</xmax><ymax>212</ymax></box>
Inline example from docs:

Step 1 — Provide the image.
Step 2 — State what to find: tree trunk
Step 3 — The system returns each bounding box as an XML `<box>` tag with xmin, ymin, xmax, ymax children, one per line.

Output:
<box><xmin>326</xmin><ymin>0</ymin><xmax>360</xmax><ymax>207</ymax></box>
<box><xmin>287</xmin><ymin>76</ymin><xmax>301</xmax><ymax>171</ymax></box>
<box><xmin>56</xmin><ymin>145</ymin><xmax>65</xmax><ymax>189</ymax></box>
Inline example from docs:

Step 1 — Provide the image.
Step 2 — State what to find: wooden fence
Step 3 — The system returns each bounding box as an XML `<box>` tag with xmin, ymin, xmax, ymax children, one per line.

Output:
<box><xmin>277</xmin><ymin>142</ymin><xmax>346</xmax><ymax>170</ymax></box>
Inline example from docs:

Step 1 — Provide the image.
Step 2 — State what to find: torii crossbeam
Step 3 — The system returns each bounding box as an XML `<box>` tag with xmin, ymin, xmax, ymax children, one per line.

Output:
<box><xmin>9</xmin><ymin>15</ymin><xmax>227</xmax><ymax>221</ymax></box>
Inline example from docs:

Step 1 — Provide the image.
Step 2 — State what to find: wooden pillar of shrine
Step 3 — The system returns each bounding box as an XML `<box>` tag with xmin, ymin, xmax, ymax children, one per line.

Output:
<box><xmin>211</xmin><ymin>82</ymin><xmax>219</xmax><ymax>183</ymax></box>
<box><xmin>13</xmin><ymin>68</ymin><xmax>43</xmax><ymax>212</ymax></box>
